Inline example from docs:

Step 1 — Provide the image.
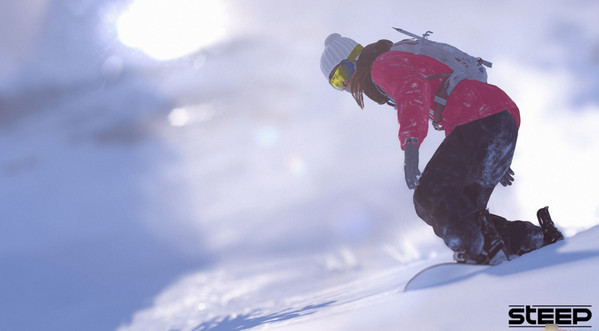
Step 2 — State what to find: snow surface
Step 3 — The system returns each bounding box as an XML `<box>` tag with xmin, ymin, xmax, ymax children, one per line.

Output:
<box><xmin>1</xmin><ymin>0</ymin><xmax>599</xmax><ymax>330</ymax></box>
<box><xmin>120</xmin><ymin>226</ymin><xmax>599</xmax><ymax>331</ymax></box>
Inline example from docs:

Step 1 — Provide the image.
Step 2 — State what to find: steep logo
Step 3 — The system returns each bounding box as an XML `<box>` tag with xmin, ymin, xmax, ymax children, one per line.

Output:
<box><xmin>508</xmin><ymin>305</ymin><xmax>592</xmax><ymax>328</ymax></box>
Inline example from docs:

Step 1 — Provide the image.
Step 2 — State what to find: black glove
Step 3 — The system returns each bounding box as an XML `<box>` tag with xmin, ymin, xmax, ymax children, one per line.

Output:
<box><xmin>404</xmin><ymin>144</ymin><xmax>421</xmax><ymax>190</ymax></box>
<box><xmin>500</xmin><ymin>167</ymin><xmax>515</xmax><ymax>186</ymax></box>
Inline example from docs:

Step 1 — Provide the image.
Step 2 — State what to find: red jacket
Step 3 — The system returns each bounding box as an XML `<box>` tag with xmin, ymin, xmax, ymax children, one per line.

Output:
<box><xmin>370</xmin><ymin>51</ymin><xmax>520</xmax><ymax>150</ymax></box>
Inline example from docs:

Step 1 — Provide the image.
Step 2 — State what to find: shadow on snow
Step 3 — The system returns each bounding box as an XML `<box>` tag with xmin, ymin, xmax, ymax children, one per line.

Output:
<box><xmin>193</xmin><ymin>301</ymin><xmax>336</xmax><ymax>331</ymax></box>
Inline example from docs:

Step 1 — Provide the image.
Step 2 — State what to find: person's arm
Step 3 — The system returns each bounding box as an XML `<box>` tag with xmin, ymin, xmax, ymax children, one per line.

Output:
<box><xmin>391</xmin><ymin>75</ymin><xmax>430</xmax><ymax>189</ymax></box>
<box><xmin>371</xmin><ymin>54</ymin><xmax>432</xmax><ymax>189</ymax></box>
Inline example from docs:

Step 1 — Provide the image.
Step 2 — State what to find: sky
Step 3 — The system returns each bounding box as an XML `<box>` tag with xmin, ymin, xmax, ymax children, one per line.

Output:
<box><xmin>1</xmin><ymin>0</ymin><xmax>598</xmax><ymax>330</ymax></box>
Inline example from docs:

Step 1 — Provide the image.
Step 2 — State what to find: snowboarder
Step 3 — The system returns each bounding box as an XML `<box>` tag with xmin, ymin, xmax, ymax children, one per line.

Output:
<box><xmin>320</xmin><ymin>31</ymin><xmax>564</xmax><ymax>265</ymax></box>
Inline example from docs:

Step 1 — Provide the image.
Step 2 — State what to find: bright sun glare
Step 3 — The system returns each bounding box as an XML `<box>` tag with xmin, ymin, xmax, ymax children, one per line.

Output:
<box><xmin>116</xmin><ymin>0</ymin><xmax>228</xmax><ymax>61</ymax></box>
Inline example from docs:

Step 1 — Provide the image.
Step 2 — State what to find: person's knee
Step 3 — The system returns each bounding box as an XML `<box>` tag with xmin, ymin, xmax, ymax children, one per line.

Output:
<box><xmin>413</xmin><ymin>184</ymin><xmax>436</xmax><ymax>223</ymax></box>
<box><xmin>413</xmin><ymin>175</ymin><xmax>436</xmax><ymax>208</ymax></box>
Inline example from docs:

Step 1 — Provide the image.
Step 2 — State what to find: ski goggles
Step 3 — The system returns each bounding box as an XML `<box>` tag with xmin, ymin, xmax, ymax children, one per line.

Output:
<box><xmin>328</xmin><ymin>44</ymin><xmax>363</xmax><ymax>90</ymax></box>
<box><xmin>329</xmin><ymin>60</ymin><xmax>356</xmax><ymax>90</ymax></box>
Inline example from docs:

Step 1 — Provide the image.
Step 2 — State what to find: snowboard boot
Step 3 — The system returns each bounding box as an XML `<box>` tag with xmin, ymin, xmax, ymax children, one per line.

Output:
<box><xmin>537</xmin><ymin>206</ymin><xmax>564</xmax><ymax>246</ymax></box>
<box><xmin>454</xmin><ymin>210</ymin><xmax>509</xmax><ymax>265</ymax></box>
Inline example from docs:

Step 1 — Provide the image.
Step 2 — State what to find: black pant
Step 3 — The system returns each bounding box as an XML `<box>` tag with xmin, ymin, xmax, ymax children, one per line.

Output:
<box><xmin>413</xmin><ymin>111</ymin><xmax>543</xmax><ymax>258</ymax></box>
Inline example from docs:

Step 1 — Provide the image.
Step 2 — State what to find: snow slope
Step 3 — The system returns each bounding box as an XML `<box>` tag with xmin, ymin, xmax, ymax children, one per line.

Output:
<box><xmin>2</xmin><ymin>1</ymin><xmax>599</xmax><ymax>330</ymax></box>
<box><xmin>120</xmin><ymin>226</ymin><xmax>599</xmax><ymax>331</ymax></box>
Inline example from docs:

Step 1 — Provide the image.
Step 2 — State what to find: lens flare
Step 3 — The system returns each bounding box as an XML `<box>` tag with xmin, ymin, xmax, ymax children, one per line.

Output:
<box><xmin>116</xmin><ymin>0</ymin><xmax>228</xmax><ymax>60</ymax></box>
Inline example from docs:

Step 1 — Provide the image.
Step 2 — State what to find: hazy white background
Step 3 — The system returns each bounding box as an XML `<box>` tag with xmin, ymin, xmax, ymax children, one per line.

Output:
<box><xmin>1</xmin><ymin>0</ymin><xmax>598</xmax><ymax>330</ymax></box>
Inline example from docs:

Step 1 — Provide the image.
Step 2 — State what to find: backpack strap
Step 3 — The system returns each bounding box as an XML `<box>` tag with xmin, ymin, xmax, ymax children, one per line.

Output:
<box><xmin>427</xmin><ymin>72</ymin><xmax>452</xmax><ymax>131</ymax></box>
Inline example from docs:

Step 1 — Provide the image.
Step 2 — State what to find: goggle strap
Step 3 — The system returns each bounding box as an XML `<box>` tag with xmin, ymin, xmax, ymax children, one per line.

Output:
<box><xmin>347</xmin><ymin>44</ymin><xmax>363</xmax><ymax>62</ymax></box>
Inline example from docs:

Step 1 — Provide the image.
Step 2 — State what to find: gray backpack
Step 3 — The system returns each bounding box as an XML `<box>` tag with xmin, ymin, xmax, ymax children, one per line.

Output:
<box><xmin>389</xmin><ymin>28</ymin><xmax>493</xmax><ymax>130</ymax></box>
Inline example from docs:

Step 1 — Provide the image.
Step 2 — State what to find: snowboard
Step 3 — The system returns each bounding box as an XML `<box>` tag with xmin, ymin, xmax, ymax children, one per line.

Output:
<box><xmin>403</xmin><ymin>262</ymin><xmax>490</xmax><ymax>292</ymax></box>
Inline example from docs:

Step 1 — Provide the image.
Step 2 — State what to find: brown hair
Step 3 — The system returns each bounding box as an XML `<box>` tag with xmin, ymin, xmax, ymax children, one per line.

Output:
<box><xmin>349</xmin><ymin>39</ymin><xmax>393</xmax><ymax>108</ymax></box>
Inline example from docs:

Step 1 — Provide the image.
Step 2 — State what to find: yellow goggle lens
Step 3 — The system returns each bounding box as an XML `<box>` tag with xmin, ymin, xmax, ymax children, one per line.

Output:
<box><xmin>329</xmin><ymin>60</ymin><xmax>355</xmax><ymax>90</ymax></box>
<box><xmin>327</xmin><ymin>44</ymin><xmax>362</xmax><ymax>90</ymax></box>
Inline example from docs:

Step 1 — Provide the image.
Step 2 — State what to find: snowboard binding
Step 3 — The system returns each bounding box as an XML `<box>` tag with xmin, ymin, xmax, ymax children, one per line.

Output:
<box><xmin>537</xmin><ymin>206</ymin><xmax>564</xmax><ymax>246</ymax></box>
<box><xmin>454</xmin><ymin>210</ymin><xmax>509</xmax><ymax>265</ymax></box>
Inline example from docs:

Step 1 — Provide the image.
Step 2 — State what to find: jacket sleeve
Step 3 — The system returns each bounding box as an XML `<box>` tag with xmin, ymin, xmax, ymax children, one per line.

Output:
<box><xmin>371</xmin><ymin>54</ymin><xmax>431</xmax><ymax>150</ymax></box>
<box><xmin>390</xmin><ymin>73</ymin><xmax>431</xmax><ymax>149</ymax></box>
